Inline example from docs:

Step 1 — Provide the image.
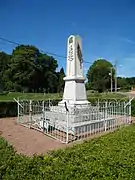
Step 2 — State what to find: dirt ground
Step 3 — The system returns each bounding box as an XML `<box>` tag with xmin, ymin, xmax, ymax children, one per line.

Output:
<box><xmin>0</xmin><ymin>117</ymin><xmax>135</xmax><ymax>156</ymax></box>
<box><xmin>0</xmin><ymin>117</ymin><xmax>67</xmax><ymax>156</ymax></box>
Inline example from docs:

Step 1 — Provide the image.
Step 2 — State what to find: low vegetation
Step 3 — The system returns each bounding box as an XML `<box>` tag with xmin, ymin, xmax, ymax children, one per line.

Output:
<box><xmin>0</xmin><ymin>92</ymin><xmax>62</xmax><ymax>102</ymax></box>
<box><xmin>0</xmin><ymin>124</ymin><xmax>135</xmax><ymax>179</ymax></box>
<box><xmin>0</xmin><ymin>91</ymin><xmax>126</xmax><ymax>102</ymax></box>
<box><xmin>0</xmin><ymin>91</ymin><xmax>132</xmax><ymax>118</ymax></box>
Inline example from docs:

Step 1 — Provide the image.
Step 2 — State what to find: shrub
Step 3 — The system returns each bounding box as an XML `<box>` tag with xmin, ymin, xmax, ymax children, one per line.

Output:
<box><xmin>0</xmin><ymin>102</ymin><xmax>17</xmax><ymax>118</ymax></box>
<box><xmin>131</xmin><ymin>99</ymin><xmax>135</xmax><ymax>116</ymax></box>
<box><xmin>1</xmin><ymin>125</ymin><xmax>135</xmax><ymax>179</ymax></box>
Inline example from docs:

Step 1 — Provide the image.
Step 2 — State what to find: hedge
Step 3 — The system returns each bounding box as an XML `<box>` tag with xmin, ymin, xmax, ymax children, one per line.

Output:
<box><xmin>0</xmin><ymin>102</ymin><xmax>17</xmax><ymax>118</ymax></box>
<box><xmin>0</xmin><ymin>97</ymin><xmax>135</xmax><ymax>118</ymax></box>
<box><xmin>1</xmin><ymin>124</ymin><xmax>135</xmax><ymax>179</ymax></box>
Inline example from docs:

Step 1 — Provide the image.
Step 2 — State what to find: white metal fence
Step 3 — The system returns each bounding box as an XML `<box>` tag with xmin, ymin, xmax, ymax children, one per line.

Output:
<box><xmin>14</xmin><ymin>98</ymin><xmax>133</xmax><ymax>144</ymax></box>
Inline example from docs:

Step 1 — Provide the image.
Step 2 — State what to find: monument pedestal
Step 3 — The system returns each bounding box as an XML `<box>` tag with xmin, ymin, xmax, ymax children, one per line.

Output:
<box><xmin>58</xmin><ymin>76</ymin><xmax>90</xmax><ymax>108</ymax></box>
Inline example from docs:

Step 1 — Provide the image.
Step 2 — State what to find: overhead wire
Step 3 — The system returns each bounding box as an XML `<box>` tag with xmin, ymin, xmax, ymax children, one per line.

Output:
<box><xmin>0</xmin><ymin>36</ymin><xmax>93</xmax><ymax>65</ymax></box>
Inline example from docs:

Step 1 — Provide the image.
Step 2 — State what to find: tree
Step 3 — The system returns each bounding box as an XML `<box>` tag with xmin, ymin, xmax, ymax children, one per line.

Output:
<box><xmin>0</xmin><ymin>52</ymin><xmax>11</xmax><ymax>91</ymax></box>
<box><xmin>3</xmin><ymin>45</ymin><xmax>40</xmax><ymax>91</ymax></box>
<box><xmin>3</xmin><ymin>45</ymin><xmax>58</xmax><ymax>92</ymax></box>
<box><xmin>117</xmin><ymin>77</ymin><xmax>135</xmax><ymax>91</ymax></box>
<box><xmin>87</xmin><ymin>59</ymin><xmax>114</xmax><ymax>93</ymax></box>
<box><xmin>30</xmin><ymin>52</ymin><xmax>58</xmax><ymax>93</ymax></box>
<box><xmin>57</xmin><ymin>67</ymin><xmax>65</xmax><ymax>93</ymax></box>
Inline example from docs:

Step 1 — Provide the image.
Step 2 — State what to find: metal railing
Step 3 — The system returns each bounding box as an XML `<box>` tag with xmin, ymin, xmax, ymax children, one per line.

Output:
<box><xmin>14</xmin><ymin>98</ymin><xmax>133</xmax><ymax>144</ymax></box>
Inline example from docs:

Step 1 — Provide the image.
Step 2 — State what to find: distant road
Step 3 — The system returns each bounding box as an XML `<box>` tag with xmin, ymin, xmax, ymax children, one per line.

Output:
<box><xmin>117</xmin><ymin>91</ymin><xmax>135</xmax><ymax>97</ymax></box>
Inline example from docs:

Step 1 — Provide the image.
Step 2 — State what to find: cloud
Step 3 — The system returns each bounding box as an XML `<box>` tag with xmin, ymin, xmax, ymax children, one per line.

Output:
<box><xmin>120</xmin><ymin>37</ymin><xmax>135</xmax><ymax>45</ymax></box>
<box><xmin>117</xmin><ymin>55</ymin><xmax>135</xmax><ymax>77</ymax></box>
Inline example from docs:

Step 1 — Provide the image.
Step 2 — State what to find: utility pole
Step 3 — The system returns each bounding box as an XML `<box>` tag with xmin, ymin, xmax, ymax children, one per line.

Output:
<box><xmin>111</xmin><ymin>67</ymin><xmax>113</xmax><ymax>93</ymax></box>
<box><xmin>114</xmin><ymin>59</ymin><xmax>117</xmax><ymax>92</ymax></box>
<box><xmin>109</xmin><ymin>67</ymin><xmax>113</xmax><ymax>93</ymax></box>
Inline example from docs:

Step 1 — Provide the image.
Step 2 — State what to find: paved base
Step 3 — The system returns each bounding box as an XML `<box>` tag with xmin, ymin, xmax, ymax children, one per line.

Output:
<box><xmin>0</xmin><ymin>117</ymin><xmax>66</xmax><ymax>156</ymax></box>
<box><xmin>0</xmin><ymin>117</ymin><xmax>134</xmax><ymax>156</ymax></box>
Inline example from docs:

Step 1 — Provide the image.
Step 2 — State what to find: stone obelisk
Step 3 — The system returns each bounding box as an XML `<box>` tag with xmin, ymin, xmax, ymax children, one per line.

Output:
<box><xmin>58</xmin><ymin>35</ymin><xmax>89</xmax><ymax>108</ymax></box>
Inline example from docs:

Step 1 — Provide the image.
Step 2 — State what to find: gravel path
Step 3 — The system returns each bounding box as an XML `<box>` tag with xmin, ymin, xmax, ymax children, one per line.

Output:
<box><xmin>0</xmin><ymin>117</ymin><xmax>134</xmax><ymax>156</ymax></box>
<box><xmin>0</xmin><ymin>117</ymin><xmax>66</xmax><ymax>156</ymax></box>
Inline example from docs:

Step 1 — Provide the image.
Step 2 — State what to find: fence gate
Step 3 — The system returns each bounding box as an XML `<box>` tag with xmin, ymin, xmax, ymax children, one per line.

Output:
<box><xmin>14</xmin><ymin>98</ymin><xmax>133</xmax><ymax>144</ymax></box>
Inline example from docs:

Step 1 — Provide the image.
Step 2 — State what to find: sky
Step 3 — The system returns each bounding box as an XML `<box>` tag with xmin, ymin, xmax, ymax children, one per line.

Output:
<box><xmin>1</xmin><ymin>0</ymin><xmax>135</xmax><ymax>77</ymax></box>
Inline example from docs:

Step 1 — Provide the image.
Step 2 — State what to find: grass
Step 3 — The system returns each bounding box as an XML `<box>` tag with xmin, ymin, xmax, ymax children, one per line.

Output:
<box><xmin>0</xmin><ymin>91</ymin><xmax>127</xmax><ymax>102</ymax></box>
<box><xmin>0</xmin><ymin>92</ymin><xmax>62</xmax><ymax>102</ymax></box>
<box><xmin>0</xmin><ymin>124</ymin><xmax>135</xmax><ymax>179</ymax></box>
<box><xmin>0</xmin><ymin>91</ymin><xmax>128</xmax><ymax>118</ymax></box>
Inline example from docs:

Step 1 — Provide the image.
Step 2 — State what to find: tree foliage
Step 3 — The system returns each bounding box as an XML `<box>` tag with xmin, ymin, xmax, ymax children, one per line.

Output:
<box><xmin>117</xmin><ymin>77</ymin><xmax>135</xmax><ymax>91</ymax></box>
<box><xmin>57</xmin><ymin>67</ymin><xmax>65</xmax><ymax>92</ymax></box>
<box><xmin>1</xmin><ymin>46</ymin><xmax>135</xmax><ymax>94</ymax></box>
<box><xmin>0</xmin><ymin>45</ymin><xmax>65</xmax><ymax>93</ymax></box>
<box><xmin>0</xmin><ymin>52</ymin><xmax>11</xmax><ymax>91</ymax></box>
<box><xmin>87</xmin><ymin>59</ymin><xmax>114</xmax><ymax>92</ymax></box>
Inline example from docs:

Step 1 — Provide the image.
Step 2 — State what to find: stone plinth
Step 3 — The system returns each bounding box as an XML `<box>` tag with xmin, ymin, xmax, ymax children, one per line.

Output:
<box><xmin>58</xmin><ymin>35</ymin><xmax>90</xmax><ymax>108</ymax></box>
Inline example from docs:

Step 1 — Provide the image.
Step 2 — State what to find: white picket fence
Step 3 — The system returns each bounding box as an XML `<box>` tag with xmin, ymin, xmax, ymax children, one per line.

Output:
<box><xmin>14</xmin><ymin>98</ymin><xmax>133</xmax><ymax>143</ymax></box>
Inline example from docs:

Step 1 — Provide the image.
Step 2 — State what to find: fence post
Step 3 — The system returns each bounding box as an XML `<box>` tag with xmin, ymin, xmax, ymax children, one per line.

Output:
<box><xmin>64</xmin><ymin>102</ymin><xmax>69</xmax><ymax>144</ymax></box>
<box><xmin>17</xmin><ymin>97</ymin><xmax>20</xmax><ymax>123</ymax></box>
<box><xmin>14</xmin><ymin>98</ymin><xmax>24</xmax><ymax>124</ymax></box>
<box><xmin>98</xmin><ymin>98</ymin><xmax>99</xmax><ymax>107</ymax></box>
<box><xmin>49</xmin><ymin>98</ymin><xmax>50</xmax><ymax>108</ymax></box>
<box><xmin>104</xmin><ymin>101</ymin><xmax>107</xmax><ymax>131</ymax></box>
<box><xmin>104</xmin><ymin>120</ymin><xmax>107</xmax><ymax>131</ymax></box>
<box><xmin>129</xmin><ymin>98</ymin><xmax>132</xmax><ymax>124</ymax></box>
<box><xmin>29</xmin><ymin>100</ymin><xmax>32</xmax><ymax>128</ymax></box>
<box><xmin>105</xmin><ymin>101</ymin><xmax>108</xmax><ymax>118</ymax></box>
<box><xmin>124</xmin><ymin>101</ymin><xmax>127</xmax><ymax>124</ymax></box>
<box><xmin>66</xmin><ymin>111</ymin><xmax>69</xmax><ymax>144</ymax></box>
<box><xmin>42</xmin><ymin>101</ymin><xmax>45</xmax><ymax>132</ymax></box>
<box><xmin>124</xmin><ymin>97</ymin><xmax>134</xmax><ymax>124</ymax></box>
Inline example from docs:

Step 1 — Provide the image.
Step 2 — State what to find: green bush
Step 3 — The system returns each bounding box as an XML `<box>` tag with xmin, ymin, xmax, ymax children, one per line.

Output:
<box><xmin>0</xmin><ymin>91</ymin><xmax>9</xmax><ymax>96</ymax></box>
<box><xmin>0</xmin><ymin>99</ymin><xmax>61</xmax><ymax>118</ymax></box>
<box><xmin>131</xmin><ymin>99</ymin><xmax>135</xmax><ymax>116</ymax></box>
<box><xmin>1</xmin><ymin>125</ymin><xmax>135</xmax><ymax>179</ymax></box>
<box><xmin>0</xmin><ymin>102</ymin><xmax>17</xmax><ymax>118</ymax></box>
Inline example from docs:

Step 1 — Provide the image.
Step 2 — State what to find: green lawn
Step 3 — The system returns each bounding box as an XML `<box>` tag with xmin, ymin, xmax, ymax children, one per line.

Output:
<box><xmin>1</xmin><ymin>124</ymin><xmax>135</xmax><ymax>179</ymax></box>
<box><xmin>0</xmin><ymin>92</ymin><xmax>126</xmax><ymax>102</ymax></box>
<box><xmin>0</xmin><ymin>92</ymin><xmax>62</xmax><ymax>102</ymax></box>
